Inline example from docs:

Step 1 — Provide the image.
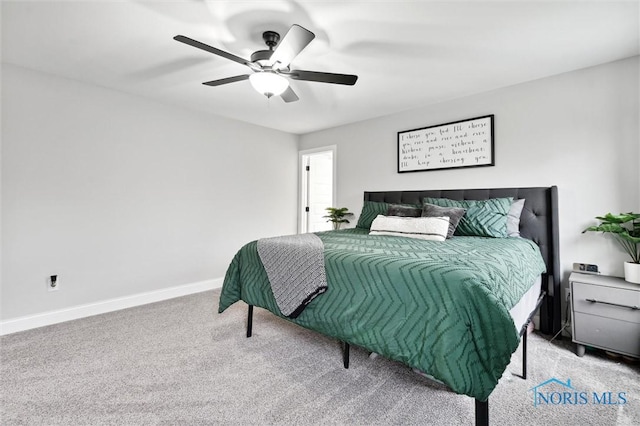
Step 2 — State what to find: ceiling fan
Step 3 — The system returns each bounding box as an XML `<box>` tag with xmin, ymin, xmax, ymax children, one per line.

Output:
<box><xmin>174</xmin><ymin>24</ymin><xmax>358</xmax><ymax>103</ymax></box>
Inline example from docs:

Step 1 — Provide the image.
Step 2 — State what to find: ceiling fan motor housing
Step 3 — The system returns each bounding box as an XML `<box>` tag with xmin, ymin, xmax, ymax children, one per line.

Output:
<box><xmin>250</xmin><ymin>50</ymin><xmax>273</xmax><ymax>64</ymax></box>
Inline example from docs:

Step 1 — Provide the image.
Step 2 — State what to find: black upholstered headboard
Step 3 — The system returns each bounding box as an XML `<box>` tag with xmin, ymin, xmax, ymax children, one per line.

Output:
<box><xmin>364</xmin><ymin>186</ymin><xmax>560</xmax><ymax>335</ymax></box>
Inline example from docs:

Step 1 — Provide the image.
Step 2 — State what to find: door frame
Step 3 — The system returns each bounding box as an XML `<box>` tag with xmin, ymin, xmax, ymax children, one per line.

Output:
<box><xmin>298</xmin><ymin>145</ymin><xmax>337</xmax><ymax>233</ymax></box>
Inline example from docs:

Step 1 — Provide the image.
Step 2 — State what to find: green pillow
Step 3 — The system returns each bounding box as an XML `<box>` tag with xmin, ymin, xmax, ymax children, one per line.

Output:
<box><xmin>423</xmin><ymin>197</ymin><xmax>513</xmax><ymax>238</ymax></box>
<box><xmin>356</xmin><ymin>201</ymin><xmax>390</xmax><ymax>229</ymax></box>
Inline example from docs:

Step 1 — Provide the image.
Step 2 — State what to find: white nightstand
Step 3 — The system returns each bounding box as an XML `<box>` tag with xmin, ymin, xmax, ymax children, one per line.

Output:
<box><xmin>570</xmin><ymin>272</ymin><xmax>640</xmax><ymax>358</ymax></box>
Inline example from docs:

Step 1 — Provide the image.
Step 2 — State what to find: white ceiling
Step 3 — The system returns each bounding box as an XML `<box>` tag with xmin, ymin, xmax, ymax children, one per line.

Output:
<box><xmin>2</xmin><ymin>1</ymin><xmax>639</xmax><ymax>134</ymax></box>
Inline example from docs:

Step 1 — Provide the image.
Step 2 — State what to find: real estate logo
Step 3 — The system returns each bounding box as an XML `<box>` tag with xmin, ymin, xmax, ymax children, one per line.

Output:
<box><xmin>529</xmin><ymin>377</ymin><xmax>627</xmax><ymax>407</ymax></box>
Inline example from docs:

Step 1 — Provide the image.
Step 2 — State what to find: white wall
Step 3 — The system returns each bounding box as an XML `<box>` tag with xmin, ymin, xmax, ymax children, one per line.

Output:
<box><xmin>1</xmin><ymin>64</ymin><xmax>298</xmax><ymax>323</ymax></box>
<box><xmin>2</xmin><ymin>57</ymin><xmax>637</xmax><ymax>330</ymax></box>
<box><xmin>300</xmin><ymin>56</ymin><xmax>640</xmax><ymax>285</ymax></box>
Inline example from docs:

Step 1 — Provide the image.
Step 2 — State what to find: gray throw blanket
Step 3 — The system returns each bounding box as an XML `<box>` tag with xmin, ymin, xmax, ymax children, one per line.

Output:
<box><xmin>257</xmin><ymin>233</ymin><xmax>328</xmax><ymax>318</ymax></box>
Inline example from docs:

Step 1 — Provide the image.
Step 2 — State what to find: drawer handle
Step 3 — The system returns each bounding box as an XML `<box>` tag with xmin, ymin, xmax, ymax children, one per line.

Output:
<box><xmin>585</xmin><ymin>298</ymin><xmax>639</xmax><ymax>310</ymax></box>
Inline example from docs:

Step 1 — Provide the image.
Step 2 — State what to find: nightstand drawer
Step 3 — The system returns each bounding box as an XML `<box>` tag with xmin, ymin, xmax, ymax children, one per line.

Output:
<box><xmin>573</xmin><ymin>312</ymin><xmax>640</xmax><ymax>357</ymax></box>
<box><xmin>572</xmin><ymin>282</ymin><xmax>640</xmax><ymax>323</ymax></box>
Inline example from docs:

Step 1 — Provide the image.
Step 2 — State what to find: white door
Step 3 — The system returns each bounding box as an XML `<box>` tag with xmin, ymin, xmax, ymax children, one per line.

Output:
<box><xmin>300</xmin><ymin>147</ymin><xmax>335</xmax><ymax>233</ymax></box>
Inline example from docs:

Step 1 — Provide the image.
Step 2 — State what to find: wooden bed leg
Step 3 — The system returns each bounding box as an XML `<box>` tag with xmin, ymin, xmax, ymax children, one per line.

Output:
<box><xmin>247</xmin><ymin>305</ymin><xmax>253</xmax><ymax>338</ymax></box>
<box><xmin>475</xmin><ymin>399</ymin><xmax>489</xmax><ymax>426</ymax></box>
<box><xmin>343</xmin><ymin>342</ymin><xmax>350</xmax><ymax>369</ymax></box>
<box><xmin>522</xmin><ymin>323</ymin><xmax>528</xmax><ymax>380</ymax></box>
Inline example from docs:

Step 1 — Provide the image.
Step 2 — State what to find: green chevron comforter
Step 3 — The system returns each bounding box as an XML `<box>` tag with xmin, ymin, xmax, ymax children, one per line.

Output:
<box><xmin>218</xmin><ymin>228</ymin><xmax>546</xmax><ymax>401</ymax></box>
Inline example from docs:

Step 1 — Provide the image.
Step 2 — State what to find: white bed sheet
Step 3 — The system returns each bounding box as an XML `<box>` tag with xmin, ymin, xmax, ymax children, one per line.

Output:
<box><xmin>509</xmin><ymin>275</ymin><xmax>542</xmax><ymax>332</ymax></box>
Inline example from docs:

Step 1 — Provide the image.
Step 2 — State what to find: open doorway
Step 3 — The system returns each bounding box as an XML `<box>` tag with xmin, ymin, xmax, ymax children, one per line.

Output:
<box><xmin>299</xmin><ymin>146</ymin><xmax>336</xmax><ymax>233</ymax></box>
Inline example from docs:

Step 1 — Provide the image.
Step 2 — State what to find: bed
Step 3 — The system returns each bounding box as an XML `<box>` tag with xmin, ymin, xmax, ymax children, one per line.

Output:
<box><xmin>218</xmin><ymin>186</ymin><xmax>560</xmax><ymax>425</ymax></box>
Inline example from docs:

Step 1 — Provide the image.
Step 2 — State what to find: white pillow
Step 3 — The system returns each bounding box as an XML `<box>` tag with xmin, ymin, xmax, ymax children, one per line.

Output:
<box><xmin>507</xmin><ymin>199</ymin><xmax>526</xmax><ymax>237</ymax></box>
<box><xmin>369</xmin><ymin>215</ymin><xmax>449</xmax><ymax>241</ymax></box>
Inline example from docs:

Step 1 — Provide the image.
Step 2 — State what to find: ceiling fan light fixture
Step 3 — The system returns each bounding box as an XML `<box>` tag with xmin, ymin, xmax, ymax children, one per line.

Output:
<box><xmin>249</xmin><ymin>72</ymin><xmax>289</xmax><ymax>98</ymax></box>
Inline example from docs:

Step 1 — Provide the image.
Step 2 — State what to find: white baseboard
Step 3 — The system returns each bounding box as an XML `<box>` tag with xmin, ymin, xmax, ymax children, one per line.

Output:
<box><xmin>0</xmin><ymin>278</ymin><xmax>223</xmax><ymax>336</ymax></box>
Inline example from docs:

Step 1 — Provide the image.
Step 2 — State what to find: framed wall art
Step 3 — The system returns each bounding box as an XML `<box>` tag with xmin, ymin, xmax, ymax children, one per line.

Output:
<box><xmin>397</xmin><ymin>115</ymin><xmax>494</xmax><ymax>173</ymax></box>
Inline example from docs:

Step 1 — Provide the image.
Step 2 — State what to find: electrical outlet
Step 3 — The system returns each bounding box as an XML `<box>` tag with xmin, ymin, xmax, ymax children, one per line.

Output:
<box><xmin>564</xmin><ymin>288</ymin><xmax>571</xmax><ymax>302</ymax></box>
<box><xmin>47</xmin><ymin>275</ymin><xmax>59</xmax><ymax>292</ymax></box>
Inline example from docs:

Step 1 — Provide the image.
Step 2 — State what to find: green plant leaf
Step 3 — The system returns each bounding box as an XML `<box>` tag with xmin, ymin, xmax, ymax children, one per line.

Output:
<box><xmin>618</xmin><ymin>233</ymin><xmax>640</xmax><ymax>244</ymax></box>
<box><xmin>583</xmin><ymin>223</ymin><xmax>625</xmax><ymax>233</ymax></box>
<box><xmin>583</xmin><ymin>211</ymin><xmax>640</xmax><ymax>263</ymax></box>
<box><xmin>595</xmin><ymin>212</ymin><xmax>640</xmax><ymax>224</ymax></box>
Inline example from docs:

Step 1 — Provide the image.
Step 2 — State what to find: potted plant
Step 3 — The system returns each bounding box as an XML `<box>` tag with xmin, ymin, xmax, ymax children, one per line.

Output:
<box><xmin>323</xmin><ymin>207</ymin><xmax>354</xmax><ymax>230</ymax></box>
<box><xmin>583</xmin><ymin>212</ymin><xmax>640</xmax><ymax>284</ymax></box>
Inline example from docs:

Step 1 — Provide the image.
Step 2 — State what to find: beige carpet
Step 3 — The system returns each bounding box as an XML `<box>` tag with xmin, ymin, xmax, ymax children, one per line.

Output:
<box><xmin>1</xmin><ymin>289</ymin><xmax>639</xmax><ymax>425</ymax></box>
